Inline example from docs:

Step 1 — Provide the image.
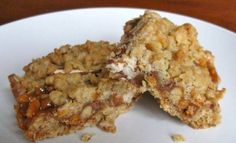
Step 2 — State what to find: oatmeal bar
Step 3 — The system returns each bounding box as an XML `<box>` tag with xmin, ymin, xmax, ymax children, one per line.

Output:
<box><xmin>107</xmin><ymin>11</ymin><xmax>225</xmax><ymax>128</ymax></box>
<box><xmin>8</xmin><ymin>41</ymin><xmax>140</xmax><ymax>141</ymax></box>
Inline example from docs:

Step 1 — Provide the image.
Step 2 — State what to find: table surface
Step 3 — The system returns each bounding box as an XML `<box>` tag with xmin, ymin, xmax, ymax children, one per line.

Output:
<box><xmin>0</xmin><ymin>0</ymin><xmax>235</xmax><ymax>32</ymax></box>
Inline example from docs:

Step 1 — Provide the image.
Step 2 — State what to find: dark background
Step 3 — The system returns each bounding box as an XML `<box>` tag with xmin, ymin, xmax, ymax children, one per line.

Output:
<box><xmin>0</xmin><ymin>0</ymin><xmax>235</xmax><ymax>32</ymax></box>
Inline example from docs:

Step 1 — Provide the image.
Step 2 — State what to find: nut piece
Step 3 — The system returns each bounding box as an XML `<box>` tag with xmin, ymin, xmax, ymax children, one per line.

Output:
<box><xmin>26</xmin><ymin>99</ymin><xmax>40</xmax><ymax>118</ymax></box>
<box><xmin>49</xmin><ymin>91</ymin><xmax>67</xmax><ymax>105</ymax></box>
<box><xmin>171</xmin><ymin>134</ymin><xmax>185</xmax><ymax>142</ymax></box>
<box><xmin>80</xmin><ymin>133</ymin><xmax>93</xmax><ymax>142</ymax></box>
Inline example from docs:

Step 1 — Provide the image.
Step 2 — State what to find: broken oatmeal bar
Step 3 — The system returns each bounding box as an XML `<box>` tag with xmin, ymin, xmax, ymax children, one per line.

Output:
<box><xmin>107</xmin><ymin>11</ymin><xmax>225</xmax><ymax>128</ymax></box>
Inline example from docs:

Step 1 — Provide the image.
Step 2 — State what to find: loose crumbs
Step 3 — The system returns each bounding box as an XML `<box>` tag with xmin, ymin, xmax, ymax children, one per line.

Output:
<box><xmin>171</xmin><ymin>134</ymin><xmax>185</xmax><ymax>142</ymax></box>
<box><xmin>81</xmin><ymin>133</ymin><xmax>93</xmax><ymax>142</ymax></box>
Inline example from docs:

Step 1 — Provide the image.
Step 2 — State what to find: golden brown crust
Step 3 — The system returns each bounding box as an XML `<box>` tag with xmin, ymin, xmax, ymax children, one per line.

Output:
<box><xmin>8</xmin><ymin>41</ymin><xmax>140</xmax><ymax>141</ymax></box>
<box><xmin>107</xmin><ymin>11</ymin><xmax>225</xmax><ymax>128</ymax></box>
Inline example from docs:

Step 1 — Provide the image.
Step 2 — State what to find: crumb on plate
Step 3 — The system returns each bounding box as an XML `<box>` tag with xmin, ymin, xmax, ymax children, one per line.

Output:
<box><xmin>81</xmin><ymin>133</ymin><xmax>94</xmax><ymax>142</ymax></box>
<box><xmin>171</xmin><ymin>134</ymin><xmax>185</xmax><ymax>142</ymax></box>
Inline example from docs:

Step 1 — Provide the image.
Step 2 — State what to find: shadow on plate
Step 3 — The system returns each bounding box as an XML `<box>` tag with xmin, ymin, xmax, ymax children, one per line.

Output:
<box><xmin>135</xmin><ymin>92</ymin><xmax>182</xmax><ymax>125</ymax></box>
<box><xmin>2</xmin><ymin>87</ymin><xmax>15</xmax><ymax>104</ymax></box>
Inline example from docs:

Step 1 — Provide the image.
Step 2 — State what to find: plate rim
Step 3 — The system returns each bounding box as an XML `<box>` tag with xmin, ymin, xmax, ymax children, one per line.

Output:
<box><xmin>0</xmin><ymin>6</ymin><xmax>235</xmax><ymax>143</ymax></box>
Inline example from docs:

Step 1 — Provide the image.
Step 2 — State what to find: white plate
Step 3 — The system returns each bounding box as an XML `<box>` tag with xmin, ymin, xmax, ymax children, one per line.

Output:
<box><xmin>0</xmin><ymin>8</ymin><xmax>235</xmax><ymax>143</ymax></box>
